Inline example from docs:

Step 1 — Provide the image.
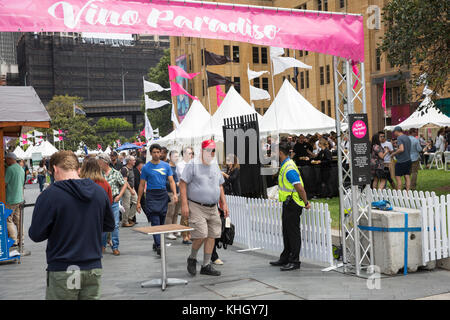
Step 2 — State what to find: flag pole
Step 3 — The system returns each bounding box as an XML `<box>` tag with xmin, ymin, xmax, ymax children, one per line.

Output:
<box><xmin>247</xmin><ymin>63</ymin><xmax>254</xmax><ymax>108</ymax></box>
<box><xmin>269</xmin><ymin>49</ymin><xmax>280</xmax><ymax>138</ymax></box>
<box><xmin>201</xmin><ymin>39</ymin><xmax>214</xmax><ymax>140</ymax></box>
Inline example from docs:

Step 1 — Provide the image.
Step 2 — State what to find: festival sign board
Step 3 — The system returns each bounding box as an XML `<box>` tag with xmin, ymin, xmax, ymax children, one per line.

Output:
<box><xmin>349</xmin><ymin>114</ymin><xmax>371</xmax><ymax>186</ymax></box>
<box><xmin>0</xmin><ymin>0</ymin><xmax>364</xmax><ymax>62</ymax></box>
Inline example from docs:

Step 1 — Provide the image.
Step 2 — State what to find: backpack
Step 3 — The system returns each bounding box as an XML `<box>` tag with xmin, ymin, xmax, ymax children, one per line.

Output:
<box><xmin>216</xmin><ymin>207</ymin><xmax>235</xmax><ymax>249</ymax></box>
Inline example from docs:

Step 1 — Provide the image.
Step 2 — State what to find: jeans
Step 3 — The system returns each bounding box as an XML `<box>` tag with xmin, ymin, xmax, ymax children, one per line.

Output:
<box><xmin>102</xmin><ymin>202</ymin><xmax>120</xmax><ymax>250</ymax></box>
<box><xmin>37</xmin><ymin>174</ymin><xmax>46</xmax><ymax>192</ymax></box>
<box><xmin>148</xmin><ymin>212</ymin><xmax>166</xmax><ymax>248</ymax></box>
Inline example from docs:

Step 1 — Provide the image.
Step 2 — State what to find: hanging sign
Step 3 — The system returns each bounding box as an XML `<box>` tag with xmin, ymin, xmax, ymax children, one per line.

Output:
<box><xmin>349</xmin><ymin>114</ymin><xmax>371</xmax><ymax>186</ymax></box>
<box><xmin>0</xmin><ymin>0</ymin><xmax>364</xmax><ymax>62</ymax></box>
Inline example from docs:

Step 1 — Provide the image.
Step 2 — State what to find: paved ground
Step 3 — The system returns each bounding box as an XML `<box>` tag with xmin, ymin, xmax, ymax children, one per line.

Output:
<box><xmin>1</xmin><ymin>184</ymin><xmax>450</xmax><ymax>300</ymax></box>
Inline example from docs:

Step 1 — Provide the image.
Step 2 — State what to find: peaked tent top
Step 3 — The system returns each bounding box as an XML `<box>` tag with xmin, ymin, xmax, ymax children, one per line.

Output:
<box><xmin>204</xmin><ymin>86</ymin><xmax>262</xmax><ymax>141</ymax></box>
<box><xmin>385</xmin><ymin>96</ymin><xmax>450</xmax><ymax>130</ymax></box>
<box><xmin>259</xmin><ymin>79</ymin><xmax>336</xmax><ymax>135</ymax></box>
<box><xmin>13</xmin><ymin>146</ymin><xmax>27</xmax><ymax>159</ymax></box>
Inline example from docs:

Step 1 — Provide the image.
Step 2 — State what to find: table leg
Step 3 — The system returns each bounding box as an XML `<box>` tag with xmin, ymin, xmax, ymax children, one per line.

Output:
<box><xmin>161</xmin><ymin>234</ymin><xmax>167</xmax><ymax>291</ymax></box>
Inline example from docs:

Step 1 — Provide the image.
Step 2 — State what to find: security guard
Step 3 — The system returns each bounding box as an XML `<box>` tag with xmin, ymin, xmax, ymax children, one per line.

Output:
<box><xmin>270</xmin><ymin>142</ymin><xmax>310</xmax><ymax>271</ymax></box>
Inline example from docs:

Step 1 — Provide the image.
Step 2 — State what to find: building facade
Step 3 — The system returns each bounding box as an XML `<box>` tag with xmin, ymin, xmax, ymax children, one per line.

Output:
<box><xmin>170</xmin><ymin>0</ymin><xmax>443</xmax><ymax>135</ymax></box>
<box><xmin>0</xmin><ymin>32</ymin><xmax>21</xmax><ymax>85</ymax></box>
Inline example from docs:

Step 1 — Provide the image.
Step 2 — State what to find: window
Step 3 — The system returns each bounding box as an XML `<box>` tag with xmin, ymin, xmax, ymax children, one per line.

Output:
<box><xmin>261</xmin><ymin>47</ymin><xmax>268</xmax><ymax>64</ymax></box>
<box><xmin>320</xmin><ymin>66</ymin><xmax>324</xmax><ymax>85</ymax></box>
<box><xmin>232</xmin><ymin>46</ymin><xmax>240</xmax><ymax>63</ymax></box>
<box><xmin>234</xmin><ymin>77</ymin><xmax>241</xmax><ymax>93</ymax></box>
<box><xmin>202</xmin><ymin>79</ymin><xmax>205</xmax><ymax>96</ymax></box>
<box><xmin>253</xmin><ymin>78</ymin><xmax>260</xmax><ymax>88</ymax></box>
<box><xmin>376</xmin><ymin>48</ymin><xmax>381</xmax><ymax>71</ymax></box>
<box><xmin>297</xmin><ymin>3</ymin><xmax>307</xmax><ymax>10</ymax></box>
<box><xmin>288</xmin><ymin>75</ymin><xmax>291</xmax><ymax>82</ymax></box>
<box><xmin>305</xmin><ymin>50</ymin><xmax>308</xmax><ymax>56</ymax></box>
<box><xmin>327</xmin><ymin>100</ymin><xmax>331</xmax><ymax>116</ymax></box>
<box><xmin>299</xmin><ymin>50</ymin><xmax>303</xmax><ymax>57</ymax></box>
<box><xmin>306</xmin><ymin>71</ymin><xmax>310</xmax><ymax>88</ymax></box>
<box><xmin>201</xmin><ymin>49</ymin><xmax>204</xmax><ymax>66</ymax></box>
<box><xmin>324</xmin><ymin>0</ymin><xmax>328</xmax><ymax>11</ymax></box>
<box><xmin>262</xmin><ymin>77</ymin><xmax>269</xmax><ymax>91</ymax></box>
<box><xmin>286</xmin><ymin>49</ymin><xmax>290</xmax><ymax>57</ymax></box>
<box><xmin>326</xmin><ymin>65</ymin><xmax>330</xmax><ymax>84</ymax></box>
<box><xmin>386</xmin><ymin>87</ymin><xmax>393</xmax><ymax>107</ymax></box>
<box><xmin>252</xmin><ymin>47</ymin><xmax>259</xmax><ymax>63</ymax></box>
<box><xmin>189</xmin><ymin>55</ymin><xmax>192</xmax><ymax>71</ymax></box>
<box><xmin>318</xmin><ymin>0</ymin><xmax>322</xmax><ymax>11</ymax></box>
<box><xmin>224</xmin><ymin>45</ymin><xmax>230</xmax><ymax>59</ymax></box>
<box><xmin>282</xmin><ymin>76</ymin><xmax>286</xmax><ymax>82</ymax></box>
<box><xmin>321</xmin><ymin>101</ymin><xmax>325</xmax><ymax>113</ymax></box>
<box><xmin>225</xmin><ymin>76</ymin><xmax>232</xmax><ymax>92</ymax></box>
<box><xmin>300</xmin><ymin>72</ymin><xmax>305</xmax><ymax>89</ymax></box>
<box><xmin>340</xmin><ymin>0</ymin><xmax>345</xmax><ymax>8</ymax></box>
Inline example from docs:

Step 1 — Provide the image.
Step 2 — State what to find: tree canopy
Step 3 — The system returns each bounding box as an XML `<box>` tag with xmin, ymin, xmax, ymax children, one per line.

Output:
<box><xmin>379</xmin><ymin>0</ymin><xmax>449</xmax><ymax>99</ymax></box>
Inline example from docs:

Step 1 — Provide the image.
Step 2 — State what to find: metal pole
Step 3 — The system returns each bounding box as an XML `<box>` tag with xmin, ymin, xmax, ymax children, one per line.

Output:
<box><xmin>160</xmin><ymin>233</ymin><xmax>167</xmax><ymax>290</ymax></box>
<box><xmin>122</xmin><ymin>71</ymin><xmax>128</xmax><ymax>104</ymax></box>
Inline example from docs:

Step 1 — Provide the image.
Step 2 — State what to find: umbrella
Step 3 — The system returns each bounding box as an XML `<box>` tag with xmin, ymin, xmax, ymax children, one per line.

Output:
<box><xmin>115</xmin><ymin>142</ymin><xmax>140</xmax><ymax>151</ymax></box>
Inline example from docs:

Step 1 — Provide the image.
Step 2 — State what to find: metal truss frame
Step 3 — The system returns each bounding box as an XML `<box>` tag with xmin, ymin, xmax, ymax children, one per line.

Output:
<box><xmin>333</xmin><ymin>56</ymin><xmax>374</xmax><ymax>276</ymax></box>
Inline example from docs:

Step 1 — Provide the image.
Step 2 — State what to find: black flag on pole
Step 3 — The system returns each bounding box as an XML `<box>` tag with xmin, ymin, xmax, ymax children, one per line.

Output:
<box><xmin>206</xmin><ymin>71</ymin><xmax>235</xmax><ymax>88</ymax></box>
<box><xmin>203</xmin><ymin>49</ymin><xmax>232</xmax><ymax>66</ymax></box>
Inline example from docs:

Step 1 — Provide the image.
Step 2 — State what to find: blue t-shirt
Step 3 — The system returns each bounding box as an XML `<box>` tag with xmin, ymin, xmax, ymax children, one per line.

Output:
<box><xmin>141</xmin><ymin>161</ymin><xmax>173</xmax><ymax>190</ymax></box>
<box><xmin>281</xmin><ymin>158</ymin><xmax>301</xmax><ymax>185</ymax></box>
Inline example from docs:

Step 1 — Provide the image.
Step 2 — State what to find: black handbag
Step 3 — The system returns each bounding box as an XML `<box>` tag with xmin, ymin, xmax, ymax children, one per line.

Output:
<box><xmin>216</xmin><ymin>208</ymin><xmax>235</xmax><ymax>249</ymax></box>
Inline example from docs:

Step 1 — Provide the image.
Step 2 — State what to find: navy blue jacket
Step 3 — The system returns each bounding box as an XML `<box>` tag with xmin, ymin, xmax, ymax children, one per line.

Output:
<box><xmin>29</xmin><ymin>179</ymin><xmax>115</xmax><ymax>271</ymax></box>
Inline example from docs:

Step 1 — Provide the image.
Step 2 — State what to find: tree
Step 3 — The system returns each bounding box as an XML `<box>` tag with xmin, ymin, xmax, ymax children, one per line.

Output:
<box><xmin>45</xmin><ymin>95</ymin><xmax>84</xmax><ymax>119</ymax></box>
<box><xmin>145</xmin><ymin>49</ymin><xmax>173</xmax><ymax>137</ymax></box>
<box><xmin>95</xmin><ymin>117</ymin><xmax>133</xmax><ymax>132</ymax></box>
<box><xmin>379</xmin><ymin>0</ymin><xmax>449</xmax><ymax>100</ymax></box>
<box><xmin>45</xmin><ymin>95</ymin><xmax>97</xmax><ymax>151</ymax></box>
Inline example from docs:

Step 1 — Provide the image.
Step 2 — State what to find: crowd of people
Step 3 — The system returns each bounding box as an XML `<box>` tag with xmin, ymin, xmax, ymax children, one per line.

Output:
<box><xmin>2</xmin><ymin>140</ymin><xmax>243</xmax><ymax>300</ymax></box>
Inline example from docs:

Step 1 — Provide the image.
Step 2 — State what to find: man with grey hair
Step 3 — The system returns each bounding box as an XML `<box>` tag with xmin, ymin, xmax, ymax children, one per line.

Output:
<box><xmin>5</xmin><ymin>152</ymin><xmax>25</xmax><ymax>249</ymax></box>
<box><xmin>120</xmin><ymin>155</ymin><xmax>137</xmax><ymax>227</ymax></box>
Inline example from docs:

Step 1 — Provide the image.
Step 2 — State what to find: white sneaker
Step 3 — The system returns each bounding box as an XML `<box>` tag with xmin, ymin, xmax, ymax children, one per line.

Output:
<box><xmin>213</xmin><ymin>259</ymin><xmax>224</xmax><ymax>265</ymax></box>
<box><xmin>166</xmin><ymin>233</ymin><xmax>177</xmax><ymax>240</ymax></box>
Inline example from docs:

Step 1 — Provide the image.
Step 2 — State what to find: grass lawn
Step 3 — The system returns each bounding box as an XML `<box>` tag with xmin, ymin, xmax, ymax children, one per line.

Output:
<box><xmin>315</xmin><ymin>169</ymin><xmax>450</xmax><ymax>229</ymax></box>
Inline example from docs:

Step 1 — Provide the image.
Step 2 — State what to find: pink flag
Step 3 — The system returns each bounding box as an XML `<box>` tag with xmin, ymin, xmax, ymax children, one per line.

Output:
<box><xmin>381</xmin><ymin>79</ymin><xmax>386</xmax><ymax>114</ymax></box>
<box><xmin>352</xmin><ymin>61</ymin><xmax>359</xmax><ymax>89</ymax></box>
<box><xmin>168</xmin><ymin>65</ymin><xmax>200</xmax><ymax>81</ymax></box>
<box><xmin>97</xmin><ymin>144</ymin><xmax>102</xmax><ymax>150</ymax></box>
<box><xmin>58</xmin><ymin>136</ymin><xmax>63</xmax><ymax>141</ymax></box>
<box><xmin>170</xmin><ymin>81</ymin><xmax>199</xmax><ymax>101</ymax></box>
<box><xmin>140</xmin><ymin>129</ymin><xmax>145</xmax><ymax>137</ymax></box>
<box><xmin>58</xmin><ymin>129</ymin><xmax>62</xmax><ymax>135</ymax></box>
<box><xmin>216</xmin><ymin>85</ymin><xmax>226</xmax><ymax>107</ymax></box>
<box><xmin>22</xmin><ymin>134</ymin><xmax>27</xmax><ymax>139</ymax></box>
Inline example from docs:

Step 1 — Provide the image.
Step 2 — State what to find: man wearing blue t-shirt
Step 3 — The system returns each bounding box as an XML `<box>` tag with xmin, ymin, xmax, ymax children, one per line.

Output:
<box><xmin>137</xmin><ymin>144</ymin><xmax>177</xmax><ymax>255</ymax></box>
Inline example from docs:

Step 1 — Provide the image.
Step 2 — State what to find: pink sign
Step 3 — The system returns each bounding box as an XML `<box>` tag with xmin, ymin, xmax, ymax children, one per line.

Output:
<box><xmin>0</xmin><ymin>0</ymin><xmax>365</xmax><ymax>61</ymax></box>
<box><xmin>352</xmin><ymin>120</ymin><xmax>367</xmax><ymax>139</ymax></box>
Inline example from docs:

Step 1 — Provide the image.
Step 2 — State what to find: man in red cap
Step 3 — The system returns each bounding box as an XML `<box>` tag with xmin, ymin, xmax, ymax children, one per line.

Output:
<box><xmin>179</xmin><ymin>139</ymin><xmax>229</xmax><ymax>276</ymax></box>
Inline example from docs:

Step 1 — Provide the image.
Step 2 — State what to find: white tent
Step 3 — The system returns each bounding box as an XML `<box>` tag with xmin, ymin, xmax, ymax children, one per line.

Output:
<box><xmin>385</xmin><ymin>96</ymin><xmax>450</xmax><ymax>131</ymax></box>
<box><xmin>202</xmin><ymin>86</ymin><xmax>262</xmax><ymax>141</ymax></box>
<box><xmin>33</xmin><ymin>140</ymin><xmax>58</xmax><ymax>158</ymax></box>
<box><xmin>259</xmin><ymin>79</ymin><xmax>337</xmax><ymax>135</ymax></box>
<box><xmin>13</xmin><ymin>146</ymin><xmax>27</xmax><ymax>159</ymax></box>
<box><xmin>23</xmin><ymin>144</ymin><xmax>38</xmax><ymax>159</ymax></box>
<box><xmin>104</xmin><ymin>146</ymin><xmax>112</xmax><ymax>154</ymax></box>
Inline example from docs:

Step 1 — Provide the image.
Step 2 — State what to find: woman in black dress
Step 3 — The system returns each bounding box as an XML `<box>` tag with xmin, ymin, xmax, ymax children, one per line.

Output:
<box><xmin>311</xmin><ymin>138</ymin><xmax>333</xmax><ymax>199</ymax></box>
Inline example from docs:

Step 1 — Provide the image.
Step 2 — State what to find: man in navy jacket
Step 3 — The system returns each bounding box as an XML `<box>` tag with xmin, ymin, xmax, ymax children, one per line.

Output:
<box><xmin>29</xmin><ymin>151</ymin><xmax>115</xmax><ymax>300</ymax></box>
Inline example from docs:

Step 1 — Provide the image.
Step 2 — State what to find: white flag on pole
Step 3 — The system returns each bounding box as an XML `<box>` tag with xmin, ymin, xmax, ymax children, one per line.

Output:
<box><xmin>270</xmin><ymin>47</ymin><xmax>285</xmax><ymax>59</ymax></box>
<box><xmin>34</xmin><ymin>130</ymin><xmax>43</xmax><ymax>137</ymax></box>
<box><xmin>153</xmin><ymin>128</ymin><xmax>159</xmax><ymax>138</ymax></box>
<box><xmin>272</xmin><ymin>56</ymin><xmax>312</xmax><ymax>75</ymax></box>
<box><xmin>144</xmin><ymin>112</ymin><xmax>153</xmax><ymax>141</ymax></box>
<box><xmin>144</xmin><ymin>94</ymin><xmax>171</xmax><ymax>110</ymax></box>
<box><xmin>247</xmin><ymin>66</ymin><xmax>269</xmax><ymax>81</ymax></box>
<box><xmin>171</xmin><ymin>104</ymin><xmax>180</xmax><ymax>129</ymax></box>
<box><xmin>249</xmin><ymin>85</ymin><xmax>271</xmax><ymax>101</ymax></box>
<box><xmin>143</xmin><ymin>78</ymin><xmax>170</xmax><ymax>92</ymax></box>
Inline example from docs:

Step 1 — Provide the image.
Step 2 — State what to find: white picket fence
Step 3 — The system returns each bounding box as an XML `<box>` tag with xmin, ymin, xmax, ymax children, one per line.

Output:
<box><xmin>226</xmin><ymin>195</ymin><xmax>333</xmax><ymax>266</ymax></box>
<box><xmin>369</xmin><ymin>188</ymin><xmax>450</xmax><ymax>265</ymax></box>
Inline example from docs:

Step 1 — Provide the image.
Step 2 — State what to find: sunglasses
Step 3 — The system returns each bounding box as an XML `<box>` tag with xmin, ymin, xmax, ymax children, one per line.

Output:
<box><xmin>204</xmin><ymin>148</ymin><xmax>216</xmax><ymax>153</ymax></box>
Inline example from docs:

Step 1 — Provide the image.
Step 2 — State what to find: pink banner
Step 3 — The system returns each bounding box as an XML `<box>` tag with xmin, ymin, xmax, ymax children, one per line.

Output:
<box><xmin>170</xmin><ymin>81</ymin><xmax>198</xmax><ymax>101</ymax></box>
<box><xmin>168</xmin><ymin>65</ymin><xmax>200</xmax><ymax>81</ymax></box>
<box><xmin>0</xmin><ymin>0</ymin><xmax>364</xmax><ymax>61</ymax></box>
<box><xmin>381</xmin><ymin>79</ymin><xmax>386</xmax><ymax>114</ymax></box>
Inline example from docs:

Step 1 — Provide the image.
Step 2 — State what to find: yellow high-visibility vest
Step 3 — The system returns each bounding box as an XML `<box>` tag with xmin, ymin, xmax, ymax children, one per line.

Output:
<box><xmin>278</xmin><ymin>159</ymin><xmax>305</xmax><ymax>207</ymax></box>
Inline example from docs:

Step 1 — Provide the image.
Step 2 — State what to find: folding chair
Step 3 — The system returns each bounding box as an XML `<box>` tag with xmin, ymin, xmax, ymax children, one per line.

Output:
<box><xmin>444</xmin><ymin>152</ymin><xmax>450</xmax><ymax>171</ymax></box>
<box><xmin>429</xmin><ymin>152</ymin><xmax>444</xmax><ymax>170</ymax></box>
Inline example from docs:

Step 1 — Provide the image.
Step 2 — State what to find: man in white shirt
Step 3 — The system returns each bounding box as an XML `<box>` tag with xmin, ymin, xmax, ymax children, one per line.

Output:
<box><xmin>379</xmin><ymin>131</ymin><xmax>396</xmax><ymax>189</ymax></box>
<box><xmin>176</xmin><ymin>147</ymin><xmax>194</xmax><ymax>178</ymax></box>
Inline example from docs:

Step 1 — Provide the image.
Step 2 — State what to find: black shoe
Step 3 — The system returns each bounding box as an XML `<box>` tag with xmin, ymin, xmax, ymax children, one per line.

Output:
<box><xmin>182</xmin><ymin>240</ymin><xmax>192</xmax><ymax>245</ymax></box>
<box><xmin>156</xmin><ymin>247</ymin><xmax>161</xmax><ymax>256</ymax></box>
<box><xmin>270</xmin><ymin>260</ymin><xmax>288</xmax><ymax>266</ymax></box>
<box><xmin>152</xmin><ymin>245</ymin><xmax>157</xmax><ymax>252</ymax></box>
<box><xmin>200</xmin><ymin>264</ymin><xmax>221</xmax><ymax>276</ymax></box>
<box><xmin>280</xmin><ymin>263</ymin><xmax>300</xmax><ymax>271</ymax></box>
<box><xmin>187</xmin><ymin>257</ymin><xmax>197</xmax><ymax>276</ymax></box>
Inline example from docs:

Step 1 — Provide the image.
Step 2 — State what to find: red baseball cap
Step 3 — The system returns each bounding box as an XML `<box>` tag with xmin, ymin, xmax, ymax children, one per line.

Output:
<box><xmin>201</xmin><ymin>139</ymin><xmax>216</xmax><ymax>149</ymax></box>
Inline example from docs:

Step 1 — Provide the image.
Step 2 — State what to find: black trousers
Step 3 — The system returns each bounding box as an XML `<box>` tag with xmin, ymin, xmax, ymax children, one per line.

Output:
<box><xmin>279</xmin><ymin>199</ymin><xmax>303</xmax><ymax>264</ymax></box>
